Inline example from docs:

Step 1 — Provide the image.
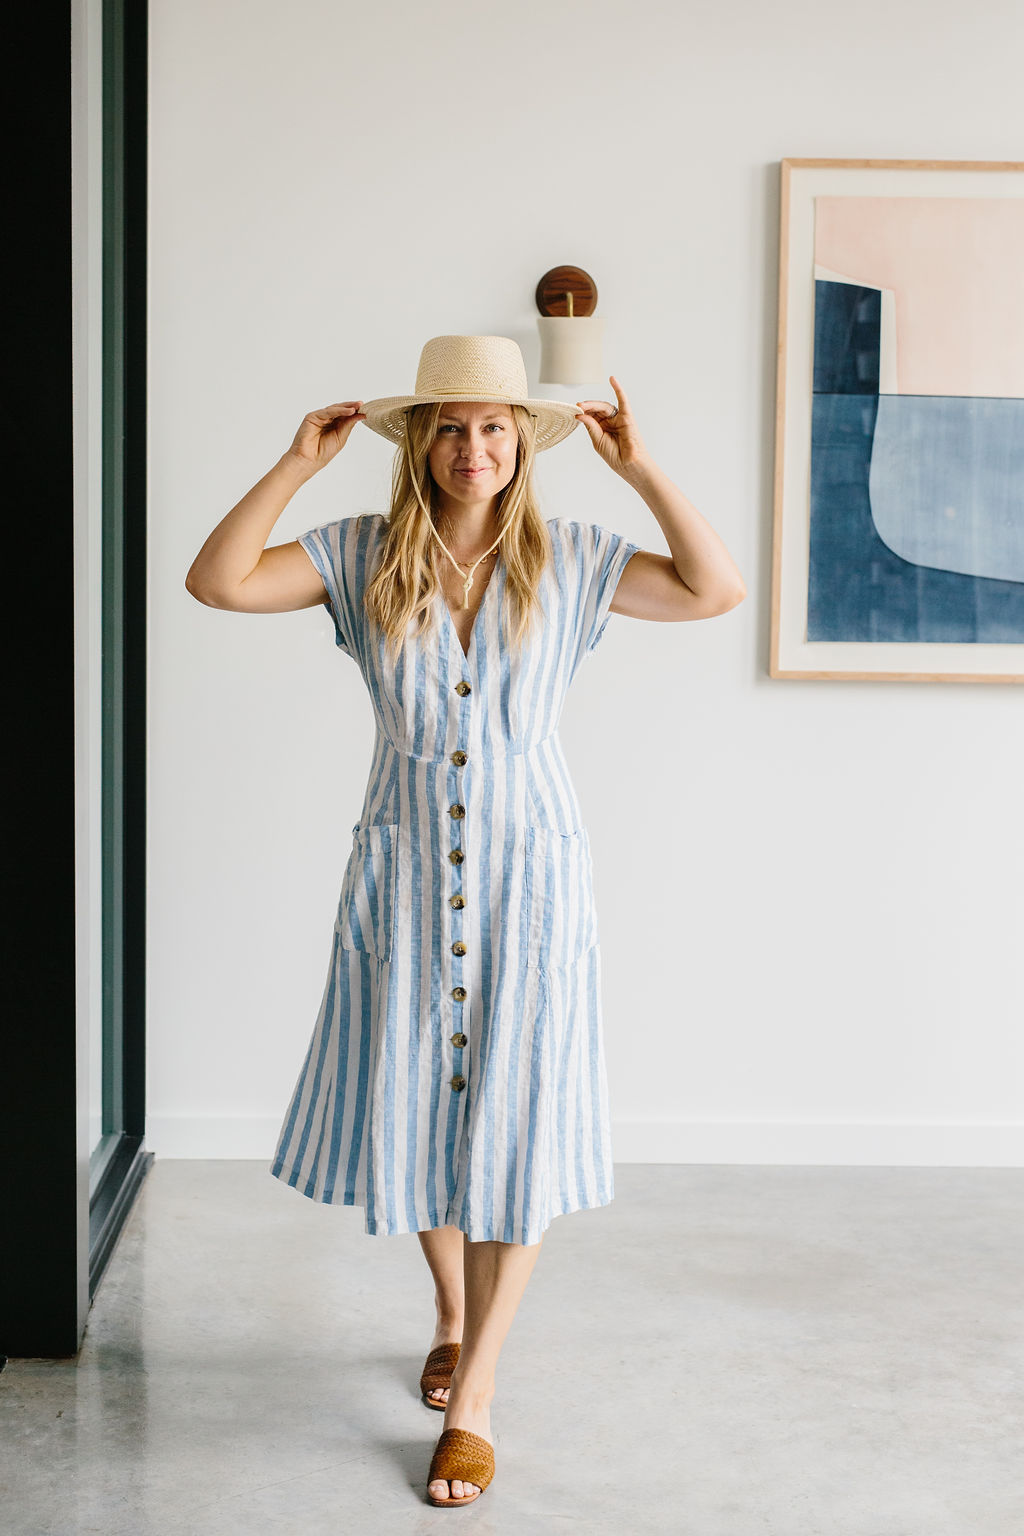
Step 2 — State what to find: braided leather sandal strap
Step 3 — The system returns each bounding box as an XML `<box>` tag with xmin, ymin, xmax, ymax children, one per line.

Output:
<box><xmin>420</xmin><ymin>1341</ymin><xmax>461</xmax><ymax>1391</ymax></box>
<box><xmin>428</xmin><ymin>1427</ymin><xmax>495</xmax><ymax>1491</ymax></box>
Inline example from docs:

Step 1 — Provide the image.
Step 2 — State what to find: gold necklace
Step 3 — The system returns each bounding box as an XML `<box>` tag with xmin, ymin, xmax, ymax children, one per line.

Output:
<box><xmin>431</xmin><ymin>523</ymin><xmax>505</xmax><ymax>609</ymax></box>
<box><xmin>451</xmin><ymin>551</ymin><xmax>497</xmax><ymax>567</ymax></box>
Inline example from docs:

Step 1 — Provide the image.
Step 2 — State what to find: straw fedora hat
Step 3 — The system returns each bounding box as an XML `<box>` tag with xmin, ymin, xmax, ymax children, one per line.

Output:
<box><xmin>361</xmin><ymin>335</ymin><xmax>581</xmax><ymax>452</ymax></box>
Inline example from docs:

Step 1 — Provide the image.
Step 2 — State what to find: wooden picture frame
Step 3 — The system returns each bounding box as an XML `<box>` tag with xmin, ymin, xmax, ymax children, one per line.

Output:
<box><xmin>770</xmin><ymin>158</ymin><xmax>1024</xmax><ymax>682</ymax></box>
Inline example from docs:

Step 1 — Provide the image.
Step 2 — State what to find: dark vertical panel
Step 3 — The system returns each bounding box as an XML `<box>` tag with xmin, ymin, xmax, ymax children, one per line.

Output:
<box><xmin>1</xmin><ymin>0</ymin><xmax>150</xmax><ymax>1360</ymax></box>
<box><xmin>1</xmin><ymin>4</ymin><xmax>80</xmax><ymax>1360</ymax></box>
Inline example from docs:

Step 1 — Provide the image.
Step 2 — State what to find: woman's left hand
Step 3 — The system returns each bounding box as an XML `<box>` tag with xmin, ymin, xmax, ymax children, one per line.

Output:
<box><xmin>575</xmin><ymin>376</ymin><xmax>650</xmax><ymax>477</ymax></box>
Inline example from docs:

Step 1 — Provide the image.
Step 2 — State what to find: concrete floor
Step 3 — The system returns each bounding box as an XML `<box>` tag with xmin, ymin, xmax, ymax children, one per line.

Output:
<box><xmin>2</xmin><ymin>1161</ymin><xmax>1023</xmax><ymax>1535</ymax></box>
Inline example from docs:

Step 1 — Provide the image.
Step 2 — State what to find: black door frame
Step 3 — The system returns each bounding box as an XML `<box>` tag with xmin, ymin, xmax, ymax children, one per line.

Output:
<box><xmin>2</xmin><ymin>0</ymin><xmax>150</xmax><ymax>1361</ymax></box>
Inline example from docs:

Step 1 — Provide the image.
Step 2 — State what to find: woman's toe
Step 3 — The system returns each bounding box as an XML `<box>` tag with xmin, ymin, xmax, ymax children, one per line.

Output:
<box><xmin>428</xmin><ymin>1477</ymin><xmax>479</xmax><ymax>1501</ymax></box>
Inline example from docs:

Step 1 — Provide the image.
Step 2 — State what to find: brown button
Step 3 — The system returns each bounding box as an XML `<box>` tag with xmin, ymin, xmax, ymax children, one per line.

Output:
<box><xmin>449</xmin><ymin>848</ymin><xmax>464</xmax><ymax>865</ymax></box>
<box><xmin>451</xmin><ymin>941</ymin><xmax>467</xmax><ymax>956</ymax></box>
<box><xmin>451</xmin><ymin>750</ymin><xmax>468</xmax><ymax>766</ymax></box>
<box><xmin>451</xmin><ymin>1074</ymin><xmax>466</xmax><ymax>1091</ymax></box>
<box><xmin>449</xmin><ymin>803</ymin><xmax>465</xmax><ymax>820</ymax></box>
<box><xmin>451</xmin><ymin>1032</ymin><xmax>468</xmax><ymax>1048</ymax></box>
<box><xmin>451</xmin><ymin>986</ymin><xmax>467</xmax><ymax>1002</ymax></box>
<box><xmin>449</xmin><ymin>893</ymin><xmax>466</xmax><ymax>910</ymax></box>
<box><xmin>455</xmin><ymin>681</ymin><xmax>472</xmax><ymax>697</ymax></box>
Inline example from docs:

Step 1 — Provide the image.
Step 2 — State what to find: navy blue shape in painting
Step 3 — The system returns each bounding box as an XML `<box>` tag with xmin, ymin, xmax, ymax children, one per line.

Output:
<box><xmin>807</xmin><ymin>279</ymin><xmax>1024</xmax><ymax>643</ymax></box>
<box><xmin>813</xmin><ymin>282</ymin><xmax>880</xmax><ymax>394</ymax></box>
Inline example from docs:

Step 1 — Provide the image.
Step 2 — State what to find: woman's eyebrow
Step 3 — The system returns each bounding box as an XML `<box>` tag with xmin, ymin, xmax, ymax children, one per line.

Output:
<box><xmin>438</xmin><ymin>412</ymin><xmax>511</xmax><ymax>423</ymax></box>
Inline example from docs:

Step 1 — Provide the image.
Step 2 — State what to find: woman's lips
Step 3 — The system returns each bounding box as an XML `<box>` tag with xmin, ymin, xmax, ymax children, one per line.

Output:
<box><xmin>456</xmin><ymin>467</ymin><xmax>488</xmax><ymax>477</ymax></box>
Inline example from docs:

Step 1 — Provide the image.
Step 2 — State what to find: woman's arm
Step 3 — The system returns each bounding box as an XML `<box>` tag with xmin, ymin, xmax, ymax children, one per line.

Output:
<box><xmin>185</xmin><ymin>452</ymin><xmax>321</xmax><ymax>611</ymax></box>
<box><xmin>184</xmin><ymin>400</ymin><xmax>366</xmax><ymax>612</ymax></box>
<box><xmin>613</xmin><ymin>457</ymin><xmax>747</xmax><ymax>623</ymax></box>
<box><xmin>575</xmin><ymin>378</ymin><xmax>746</xmax><ymax>623</ymax></box>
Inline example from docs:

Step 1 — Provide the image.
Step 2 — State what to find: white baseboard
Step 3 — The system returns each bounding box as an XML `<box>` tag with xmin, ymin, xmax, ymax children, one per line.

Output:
<box><xmin>610</xmin><ymin>1119</ymin><xmax>1024</xmax><ymax>1165</ymax></box>
<box><xmin>145</xmin><ymin>1116</ymin><xmax>1024</xmax><ymax>1165</ymax></box>
<box><xmin>146</xmin><ymin>1116</ymin><xmax>283</xmax><ymax>1159</ymax></box>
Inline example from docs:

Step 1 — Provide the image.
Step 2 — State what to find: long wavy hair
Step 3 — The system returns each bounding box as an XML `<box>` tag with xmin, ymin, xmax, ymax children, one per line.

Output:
<box><xmin>363</xmin><ymin>400</ymin><xmax>553</xmax><ymax>665</ymax></box>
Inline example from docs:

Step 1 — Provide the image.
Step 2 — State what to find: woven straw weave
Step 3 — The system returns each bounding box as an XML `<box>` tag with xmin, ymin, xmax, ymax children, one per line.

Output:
<box><xmin>428</xmin><ymin>1427</ymin><xmax>495</xmax><ymax>1492</ymax></box>
<box><xmin>420</xmin><ymin>1341</ymin><xmax>461</xmax><ymax>1393</ymax></box>
<box><xmin>361</xmin><ymin>335</ymin><xmax>580</xmax><ymax>452</ymax></box>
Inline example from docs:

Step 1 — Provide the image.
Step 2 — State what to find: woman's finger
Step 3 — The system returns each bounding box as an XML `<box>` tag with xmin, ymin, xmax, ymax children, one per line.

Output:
<box><xmin>608</xmin><ymin>375</ymin><xmax>631</xmax><ymax>411</ymax></box>
<box><xmin>574</xmin><ymin>410</ymin><xmax>606</xmax><ymax>446</ymax></box>
<box><xmin>576</xmin><ymin>399</ymin><xmax>617</xmax><ymax>417</ymax></box>
<box><xmin>310</xmin><ymin>402</ymin><xmax>365</xmax><ymax>422</ymax></box>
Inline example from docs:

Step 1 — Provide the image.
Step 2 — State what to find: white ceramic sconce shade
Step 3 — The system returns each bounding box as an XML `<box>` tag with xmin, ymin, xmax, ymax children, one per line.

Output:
<box><xmin>537</xmin><ymin>315</ymin><xmax>607</xmax><ymax>384</ymax></box>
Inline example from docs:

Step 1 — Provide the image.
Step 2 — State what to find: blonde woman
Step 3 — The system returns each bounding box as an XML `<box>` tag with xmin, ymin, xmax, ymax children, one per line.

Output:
<box><xmin>185</xmin><ymin>335</ymin><xmax>745</xmax><ymax>1507</ymax></box>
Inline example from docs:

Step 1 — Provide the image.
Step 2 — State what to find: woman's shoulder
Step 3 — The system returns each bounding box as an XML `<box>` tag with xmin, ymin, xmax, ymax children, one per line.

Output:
<box><xmin>544</xmin><ymin>516</ymin><xmax>622</xmax><ymax>557</ymax></box>
<box><xmin>545</xmin><ymin>515</ymin><xmax>616</xmax><ymax>543</ymax></box>
<box><xmin>307</xmin><ymin>511</ymin><xmax>388</xmax><ymax>534</ymax></box>
<box><xmin>544</xmin><ymin>516</ymin><xmax>587</xmax><ymax>551</ymax></box>
<box><xmin>301</xmin><ymin>511</ymin><xmax>389</xmax><ymax>552</ymax></box>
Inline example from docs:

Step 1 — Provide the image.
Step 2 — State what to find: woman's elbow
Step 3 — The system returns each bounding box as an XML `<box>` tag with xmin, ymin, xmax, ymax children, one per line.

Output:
<box><xmin>185</xmin><ymin>568</ymin><xmax>221</xmax><ymax>607</ymax></box>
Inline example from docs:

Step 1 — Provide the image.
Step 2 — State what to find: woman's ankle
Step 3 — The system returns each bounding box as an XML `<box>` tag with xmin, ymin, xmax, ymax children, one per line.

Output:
<box><xmin>447</xmin><ymin>1366</ymin><xmax>496</xmax><ymax>1406</ymax></box>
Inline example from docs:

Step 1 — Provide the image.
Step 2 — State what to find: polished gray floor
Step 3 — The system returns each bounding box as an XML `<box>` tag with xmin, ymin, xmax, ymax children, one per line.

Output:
<box><xmin>3</xmin><ymin>1161</ymin><xmax>1023</xmax><ymax>1534</ymax></box>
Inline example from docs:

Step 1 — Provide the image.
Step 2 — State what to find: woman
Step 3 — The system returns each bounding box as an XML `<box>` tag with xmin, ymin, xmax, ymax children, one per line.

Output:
<box><xmin>185</xmin><ymin>334</ymin><xmax>745</xmax><ymax>1507</ymax></box>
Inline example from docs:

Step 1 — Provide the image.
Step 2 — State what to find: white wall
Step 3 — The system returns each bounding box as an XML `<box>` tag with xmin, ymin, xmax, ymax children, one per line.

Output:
<box><xmin>147</xmin><ymin>0</ymin><xmax>1024</xmax><ymax>1162</ymax></box>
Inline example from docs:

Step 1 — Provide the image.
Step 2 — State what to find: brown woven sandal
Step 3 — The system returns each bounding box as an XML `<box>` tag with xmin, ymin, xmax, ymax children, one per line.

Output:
<box><xmin>426</xmin><ymin>1426</ymin><xmax>495</xmax><ymax>1506</ymax></box>
<box><xmin>419</xmin><ymin>1341</ymin><xmax>461</xmax><ymax>1409</ymax></box>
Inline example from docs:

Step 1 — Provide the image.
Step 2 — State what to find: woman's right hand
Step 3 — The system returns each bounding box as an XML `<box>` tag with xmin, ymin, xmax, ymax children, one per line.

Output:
<box><xmin>284</xmin><ymin>400</ymin><xmax>367</xmax><ymax>475</ymax></box>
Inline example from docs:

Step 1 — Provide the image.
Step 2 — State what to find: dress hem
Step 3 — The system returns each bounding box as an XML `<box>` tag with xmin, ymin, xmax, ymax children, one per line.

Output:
<box><xmin>268</xmin><ymin>1158</ymin><xmax>614</xmax><ymax>1245</ymax></box>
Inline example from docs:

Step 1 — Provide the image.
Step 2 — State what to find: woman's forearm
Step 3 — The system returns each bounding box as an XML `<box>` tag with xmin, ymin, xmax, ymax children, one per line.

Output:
<box><xmin>185</xmin><ymin>450</ymin><xmax>317</xmax><ymax>601</ymax></box>
<box><xmin>619</xmin><ymin>455</ymin><xmax>746</xmax><ymax>603</ymax></box>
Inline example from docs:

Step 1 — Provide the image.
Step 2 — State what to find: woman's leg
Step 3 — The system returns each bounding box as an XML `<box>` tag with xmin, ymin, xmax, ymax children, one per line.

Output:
<box><xmin>417</xmin><ymin>1225</ymin><xmax>466</xmax><ymax>1404</ymax></box>
<box><xmin>427</xmin><ymin>1234</ymin><xmax>544</xmax><ymax>1502</ymax></box>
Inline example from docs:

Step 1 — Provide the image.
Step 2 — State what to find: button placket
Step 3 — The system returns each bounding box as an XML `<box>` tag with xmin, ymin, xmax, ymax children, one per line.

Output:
<box><xmin>448</xmin><ymin>681</ymin><xmax>472</xmax><ymax>1092</ymax></box>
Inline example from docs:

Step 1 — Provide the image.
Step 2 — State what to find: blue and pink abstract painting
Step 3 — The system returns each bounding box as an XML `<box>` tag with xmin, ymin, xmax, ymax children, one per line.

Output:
<box><xmin>808</xmin><ymin>196</ymin><xmax>1024</xmax><ymax>642</ymax></box>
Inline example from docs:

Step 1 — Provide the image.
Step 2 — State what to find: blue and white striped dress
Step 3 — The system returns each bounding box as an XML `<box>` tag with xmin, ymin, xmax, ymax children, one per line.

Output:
<box><xmin>270</xmin><ymin>512</ymin><xmax>641</xmax><ymax>1244</ymax></box>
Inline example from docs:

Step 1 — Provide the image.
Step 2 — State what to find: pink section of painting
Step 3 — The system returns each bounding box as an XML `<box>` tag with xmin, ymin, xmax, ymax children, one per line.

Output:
<box><xmin>814</xmin><ymin>196</ymin><xmax>1024</xmax><ymax>399</ymax></box>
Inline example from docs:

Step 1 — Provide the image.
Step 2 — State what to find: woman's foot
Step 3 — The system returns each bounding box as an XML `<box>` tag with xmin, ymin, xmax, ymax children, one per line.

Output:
<box><xmin>424</xmin><ymin>1317</ymin><xmax>463</xmax><ymax>1405</ymax></box>
<box><xmin>427</xmin><ymin>1375</ymin><xmax>494</xmax><ymax>1503</ymax></box>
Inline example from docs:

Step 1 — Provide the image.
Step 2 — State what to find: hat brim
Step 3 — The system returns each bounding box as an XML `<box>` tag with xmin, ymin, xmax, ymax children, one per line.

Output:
<box><xmin>361</xmin><ymin>394</ymin><xmax>580</xmax><ymax>452</ymax></box>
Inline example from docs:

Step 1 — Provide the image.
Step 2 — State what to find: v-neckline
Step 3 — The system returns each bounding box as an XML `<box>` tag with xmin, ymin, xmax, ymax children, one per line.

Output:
<box><xmin>438</xmin><ymin>553</ymin><xmax>504</xmax><ymax>665</ymax></box>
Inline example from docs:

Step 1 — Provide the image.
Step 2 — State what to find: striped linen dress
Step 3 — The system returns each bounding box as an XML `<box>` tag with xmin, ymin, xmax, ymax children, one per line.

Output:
<box><xmin>270</xmin><ymin>511</ymin><xmax>641</xmax><ymax>1244</ymax></box>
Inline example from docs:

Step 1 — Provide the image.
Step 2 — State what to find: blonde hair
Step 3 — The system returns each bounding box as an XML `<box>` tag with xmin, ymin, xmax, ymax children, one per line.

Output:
<box><xmin>363</xmin><ymin>401</ymin><xmax>553</xmax><ymax>666</ymax></box>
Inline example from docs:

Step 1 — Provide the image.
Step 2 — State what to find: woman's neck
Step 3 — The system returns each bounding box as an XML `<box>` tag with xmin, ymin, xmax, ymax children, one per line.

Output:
<box><xmin>433</xmin><ymin>502</ymin><xmax>503</xmax><ymax>556</ymax></box>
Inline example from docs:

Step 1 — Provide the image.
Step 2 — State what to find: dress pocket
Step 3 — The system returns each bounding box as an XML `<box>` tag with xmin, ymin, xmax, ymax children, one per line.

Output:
<box><xmin>335</xmin><ymin>822</ymin><xmax>400</xmax><ymax>960</ymax></box>
<box><xmin>525</xmin><ymin>825</ymin><xmax>598</xmax><ymax>970</ymax></box>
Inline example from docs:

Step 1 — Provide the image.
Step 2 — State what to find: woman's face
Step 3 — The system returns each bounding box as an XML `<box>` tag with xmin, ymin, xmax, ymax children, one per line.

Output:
<box><xmin>426</xmin><ymin>401</ymin><xmax>518</xmax><ymax>514</ymax></box>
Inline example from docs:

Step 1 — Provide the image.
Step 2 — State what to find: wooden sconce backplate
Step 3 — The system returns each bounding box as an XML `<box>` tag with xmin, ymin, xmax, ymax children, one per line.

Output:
<box><xmin>535</xmin><ymin>265</ymin><xmax>598</xmax><ymax>317</ymax></box>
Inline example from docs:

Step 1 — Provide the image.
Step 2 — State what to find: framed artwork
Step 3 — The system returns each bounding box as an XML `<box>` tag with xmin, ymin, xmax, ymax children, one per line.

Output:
<box><xmin>770</xmin><ymin>158</ymin><xmax>1024</xmax><ymax>682</ymax></box>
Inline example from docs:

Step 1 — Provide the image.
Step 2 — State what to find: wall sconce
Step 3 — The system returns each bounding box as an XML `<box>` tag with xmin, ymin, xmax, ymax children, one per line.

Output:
<box><xmin>535</xmin><ymin>264</ymin><xmax>605</xmax><ymax>385</ymax></box>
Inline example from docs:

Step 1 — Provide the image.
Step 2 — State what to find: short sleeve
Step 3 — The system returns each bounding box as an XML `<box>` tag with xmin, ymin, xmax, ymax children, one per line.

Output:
<box><xmin>295</xmin><ymin>517</ymin><xmax>363</xmax><ymax>660</ymax></box>
<box><xmin>560</xmin><ymin>518</ymin><xmax>642</xmax><ymax>665</ymax></box>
